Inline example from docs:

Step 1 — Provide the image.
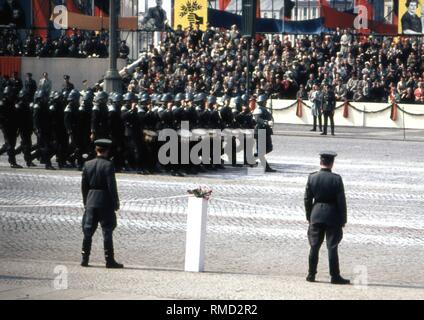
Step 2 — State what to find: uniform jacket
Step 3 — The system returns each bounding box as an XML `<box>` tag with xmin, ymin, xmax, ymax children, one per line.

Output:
<box><xmin>304</xmin><ymin>168</ymin><xmax>347</xmax><ymax>226</ymax></box>
<box><xmin>82</xmin><ymin>157</ymin><xmax>120</xmax><ymax>211</ymax></box>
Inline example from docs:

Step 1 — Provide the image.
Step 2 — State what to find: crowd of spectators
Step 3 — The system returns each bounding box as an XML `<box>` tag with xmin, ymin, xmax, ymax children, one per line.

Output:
<box><xmin>119</xmin><ymin>24</ymin><xmax>424</xmax><ymax>104</ymax></box>
<box><xmin>0</xmin><ymin>28</ymin><xmax>130</xmax><ymax>59</ymax></box>
<box><xmin>3</xmin><ymin>22</ymin><xmax>424</xmax><ymax>104</ymax></box>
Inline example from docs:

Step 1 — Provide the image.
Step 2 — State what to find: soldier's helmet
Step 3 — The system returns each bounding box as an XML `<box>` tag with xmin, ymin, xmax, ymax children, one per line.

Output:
<box><xmin>221</xmin><ymin>94</ymin><xmax>231</xmax><ymax>105</ymax></box>
<box><xmin>62</xmin><ymin>89</ymin><xmax>70</xmax><ymax>100</ymax></box>
<box><xmin>3</xmin><ymin>86</ymin><xmax>13</xmax><ymax>97</ymax></box>
<box><xmin>53</xmin><ymin>91</ymin><xmax>63</xmax><ymax>101</ymax></box>
<box><xmin>207</xmin><ymin>95</ymin><xmax>217</xmax><ymax>105</ymax></box>
<box><xmin>108</xmin><ymin>92</ymin><xmax>116</xmax><ymax>102</ymax></box>
<box><xmin>231</xmin><ymin>96</ymin><xmax>241</xmax><ymax>105</ymax></box>
<box><xmin>112</xmin><ymin>92</ymin><xmax>123</xmax><ymax>103</ymax></box>
<box><xmin>184</xmin><ymin>92</ymin><xmax>194</xmax><ymax>101</ymax></box>
<box><xmin>67</xmin><ymin>89</ymin><xmax>80</xmax><ymax>102</ymax></box>
<box><xmin>257</xmin><ymin>94</ymin><xmax>268</xmax><ymax>104</ymax></box>
<box><xmin>123</xmin><ymin>91</ymin><xmax>137</xmax><ymax>102</ymax></box>
<box><xmin>82</xmin><ymin>90</ymin><xmax>94</xmax><ymax>102</ymax></box>
<box><xmin>161</xmin><ymin>92</ymin><xmax>174</xmax><ymax>103</ymax></box>
<box><xmin>94</xmin><ymin>91</ymin><xmax>108</xmax><ymax>103</ymax></box>
<box><xmin>34</xmin><ymin>89</ymin><xmax>46</xmax><ymax>101</ymax></box>
<box><xmin>150</xmin><ymin>93</ymin><xmax>158</xmax><ymax>103</ymax></box>
<box><xmin>174</xmin><ymin>92</ymin><xmax>185</xmax><ymax>102</ymax></box>
<box><xmin>193</xmin><ymin>92</ymin><xmax>206</xmax><ymax>103</ymax></box>
<box><xmin>139</xmin><ymin>92</ymin><xmax>150</xmax><ymax>103</ymax></box>
<box><xmin>18</xmin><ymin>89</ymin><xmax>29</xmax><ymax>99</ymax></box>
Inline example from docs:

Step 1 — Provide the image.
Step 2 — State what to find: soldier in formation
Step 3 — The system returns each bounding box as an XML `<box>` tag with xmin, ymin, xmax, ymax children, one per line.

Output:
<box><xmin>1</xmin><ymin>87</ymin><xmax>279</xmax><ymax>174</ymax></box>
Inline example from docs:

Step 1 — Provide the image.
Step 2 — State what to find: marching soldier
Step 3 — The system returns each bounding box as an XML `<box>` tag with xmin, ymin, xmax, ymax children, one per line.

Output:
<box><xmin>137</xmin><ymin>92</ymin><xmax>150</xmax><ymax>174</ymax></box>
<box><xmin>49</xmin><ymin>91</ymin><xmax>68</xmax><ymax>168</ymax></box>
<box><xmin>64</xmin><ymin>89</ymin><xmax>83</xmax><ymax>169</ymax></box>
<box><xmin>144</xmin><ymin>94</ymin><xmax>160</xmax><ymax>173</ymax></box>
<box><xmin>172</xmin><ymin>93</ymin><xmax>186</xmax><ymax>175</ymax></box>
<box><xmin>81</xmin><ymin>138</ymin><xmax>123</xmax><ymax>269</ymax></box>
<box><xmin>15</xmin><ymin>89</ymin><xmax>36</xmax><ymax>167</ymax></box>
<box><xmin>108</xmin><ymin>92</ymin><xmax>125</xmax><ymax>172</ymax></box>
<box><xmin>91</xmin><ymin>91</ymin><xmax>110</xmax><ymax>141</ymax></box>
<box><xmin>304</xmin><ymin>151</ymin><xmax>349</xmax><ymax>285</ymax></box>
<box><xmin>0</xmin><ymin>86</ymin><xmax>23</xmax><ymax>168</ymax></box>
<box><xmin>33</xmin><ymin>89</ymin><xmax>55</xmax><ymax>170</ymax></box>
<box><xmin>121</xmin><ymin>92</ymin><xmax>142</xmax><ymax>173</ymax></box>
<box><xmin>253</xmin><ymin>94</ymin><xmax>276</xmax><ymax>172</ymax></box>
<box><xmin>235</xmin><ymin>96</ymin><xmax>255</xmax><ymax>165</ymax></box>
<box><xmin>206</xmin><ymin>95</ymin><xmax>224</xmax><ymax>170</ymax></box>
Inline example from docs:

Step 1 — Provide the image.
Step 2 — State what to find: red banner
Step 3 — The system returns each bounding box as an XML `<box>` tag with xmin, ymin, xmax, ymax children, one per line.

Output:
<box><xmin>343</xmin><ymin>101</ymin><xmax>349</xmax><ymax>118</ymax></box>
<box><xmin>0</xmin><ymin>57</ymin><xmax>22</xmax><ymax>78</ymax></box>
<box><xmin>390</xmin><ymin>103</ymin><xmax>398</xmax><ymax>121</ymax></box>
<box><xmin>32</xmin><ymin>0</ymin><xmax>50</xmax><ymax>39</ymax></box>
<box><xmin>296</xmin><ymin>98</ymin><xmax>302</xmax><ymax>118</ymax></box>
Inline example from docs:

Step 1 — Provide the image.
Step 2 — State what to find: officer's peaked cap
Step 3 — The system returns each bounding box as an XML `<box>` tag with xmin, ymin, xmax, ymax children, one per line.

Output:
<box><xmin>319</xmin><ymin>151</ymin><xmax>338</xmax><ymax>159</ymax></box>
<box><xmin>94</xmin><ymin>139</ymin><xmax>112</xmax><ymax>148</ymax></box>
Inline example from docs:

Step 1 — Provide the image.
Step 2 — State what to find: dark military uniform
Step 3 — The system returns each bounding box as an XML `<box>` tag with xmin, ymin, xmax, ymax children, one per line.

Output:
<box><xmin>81</xmin><ymin>139</ymin><xmax>123</xmax><ymax>268</ymax></box>
<box><xmin>0</xmin><ymin>87</ymin><xmax>22</xmax><ymax>168</ymax></box>
<box><xmin>49</xmin><ymin>91</ymin><xmax>68</xmax><ymax>168</ymax></box>
<box><xmin>121</xmin><ymin>92</ymin><xmax>142</xmax><ymax>172</ymax></box>
<box><xmin>33</xmin><ymin>90</ymin><xmax>55</xmax><ymax>170</ymax></box>
<box><xmin>15</xmin><ymin>90</ymin><xmax>35</xmax><ymax>167</ymax></box>
<box><xmin>304</xmin><ymin>151</ymin><xmax>349</xmax><ymax>284</ymax></box>
<box><xmin>321</xmin><ymin>85</ymin><xmax>336</xmax><ymax>136</ymax></box>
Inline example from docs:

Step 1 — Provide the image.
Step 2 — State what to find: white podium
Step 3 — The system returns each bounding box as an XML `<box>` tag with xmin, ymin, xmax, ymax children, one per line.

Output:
<box><xmin>184</xmin><ymin>196</ymin><xmax>208</xmax><ymax>272</ymax></box>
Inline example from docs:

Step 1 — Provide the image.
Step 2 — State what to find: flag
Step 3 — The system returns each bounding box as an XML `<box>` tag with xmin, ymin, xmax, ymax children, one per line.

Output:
<box><xmin>32</xmin><ymin>0</ymin><xmax>51</xmax><ymax>39</ymax></box>
<box><xmin>94</xmin><ymin>0</ymin><xmax>109</xmax><ymax>17</ymax></box>
<box><xmin>219</xmin><ymin>0</ymin><xmax>232</xmax><ymax>10</ymax></box>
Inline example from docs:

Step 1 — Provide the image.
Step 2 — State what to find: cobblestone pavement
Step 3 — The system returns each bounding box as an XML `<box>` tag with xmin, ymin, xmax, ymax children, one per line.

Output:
<box><xmin>1</xmin><ymin>126</ymin><xmax>424</xmax><ymax>299</ymax></box>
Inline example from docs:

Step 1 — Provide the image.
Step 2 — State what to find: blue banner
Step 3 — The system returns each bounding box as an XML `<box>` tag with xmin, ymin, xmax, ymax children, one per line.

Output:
<box><xmin>208</xmin><ymin>8</ymin><xmax>328</xmax><ymax>34</ymax></box>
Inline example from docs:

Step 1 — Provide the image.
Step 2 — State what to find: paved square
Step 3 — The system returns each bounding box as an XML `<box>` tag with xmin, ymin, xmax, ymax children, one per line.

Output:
<box><xmin>1</xmin><ymin>126</ymin><xmax>424</xmax><ymax>299</ymax></box>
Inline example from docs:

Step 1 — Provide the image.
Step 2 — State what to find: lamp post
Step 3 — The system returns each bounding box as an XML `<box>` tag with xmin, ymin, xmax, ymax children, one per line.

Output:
<box><xmin>104</xmin><ymin>0</ymin><xmax>122</xmax><ymax>94</ymax></box>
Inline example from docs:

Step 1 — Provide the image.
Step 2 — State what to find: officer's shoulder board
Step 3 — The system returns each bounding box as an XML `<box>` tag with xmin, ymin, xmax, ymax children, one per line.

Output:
<box><xmin>138</xmin><ymin>107</ymin><xmax>146</xmax><ymax>113</ymax></box>
<box><xmin>64</xmin><ymin>104</ymin><xmax>72</xmax><ymax>112</ymax></box>
<box><xmin>121</xmin><ymin>106</ymin><xmax>128</xmax><ymax>112</ymax></box>
<box><xmin>108</xmin><ymin>105</ymin><xmax>116</xmax><ymax>112</ymax></box>
<box><xmin>49</xmin><ymin>104</ymin><xmax>55</xmax><ymax>111</ymax></box>
<box><xmin>92</xmin><ymin>105</ymin><xmax>100</xmax><ymax>111</ymax></box>
<box><xmin>33</xmin><ymin>103</ymin><xmax>40</xmax><ymax>110</ymax></box>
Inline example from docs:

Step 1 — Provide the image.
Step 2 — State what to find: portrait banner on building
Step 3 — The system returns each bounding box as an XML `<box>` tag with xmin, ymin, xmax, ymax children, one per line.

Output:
<box><xmin>398</xmin><ymin>0</ymin><xmax>424</xmax><ymax>34</ymax></box>
<box><xmin>174</xmin><ymin>0</ymin><xmax>208</xmax><ymax>31</ymax></box>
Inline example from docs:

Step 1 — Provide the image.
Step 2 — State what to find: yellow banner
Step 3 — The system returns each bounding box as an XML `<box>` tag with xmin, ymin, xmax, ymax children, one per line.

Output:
<box><xmin>399</xmin><ymin>0</ymin><xmax>424</xmax><ymax>34</ymax></box>
<box><xmin>174</xmin><ymin>0</ymin><xmax>208</xmax><ymax>31</ymax></box>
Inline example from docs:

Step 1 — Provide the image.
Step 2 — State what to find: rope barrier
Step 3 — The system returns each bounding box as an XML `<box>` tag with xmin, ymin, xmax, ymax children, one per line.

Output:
<box><xmin>269</xmin><ymin>99</ymin><xmax>424</xmax><ymax>116</ymax></box>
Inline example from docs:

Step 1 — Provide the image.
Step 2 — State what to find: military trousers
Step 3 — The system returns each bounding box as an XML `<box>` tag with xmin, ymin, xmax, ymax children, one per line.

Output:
<box><xmin>82</xmin><ymin>207</ymin><xmax>117</xmax><ymax>259</ymax></box>
<box><xmin>1</xmin><ymin>124</ymin><xmax>18</xmax><ymax>164</ymax></box>
<box><xmin>323</xmin><ymin>111</ymin><xmax>335</xmax><ymax>135</ymax></box>
<box><xmin>307</xmin><ymin>223</ymin><xmax>343</xmax><ymax>277</ymax></box>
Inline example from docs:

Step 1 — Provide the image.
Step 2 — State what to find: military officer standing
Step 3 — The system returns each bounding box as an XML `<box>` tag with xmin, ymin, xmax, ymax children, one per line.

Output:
<box><xmin>81</xmin><ymin>139</ymin><xmax>123</xmax><ymax>268</ymax></box>
<box><xmin>304</xmin><ymin>151</ymin><xmax>349</xmax><ymax>284</ymax></box>
<box><xmin>321</xmin><ymin>84</ymin><xmax>336</xmax><ymax>136</ymax></box>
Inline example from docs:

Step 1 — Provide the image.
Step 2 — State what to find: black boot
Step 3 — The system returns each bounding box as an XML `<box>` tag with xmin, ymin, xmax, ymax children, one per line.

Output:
<box><xmin>81</xmin><ymin>237</ymin><xmax>91</xmax><ymax>267</ymax></box>
<box><xmin>306</xmin><ymin>274</ymin><xmax>316</xmax><ymax>282</ymax></box>
<box><xmin>331</xmin><ymin>275</ymin><xmax>350</xmax><ymax>285</ymax></box>
<box><xmin>105</xmin><ymin>248</ymin><xmax>124</xmax><ymax>269</ymax></box>
<box><xmin>265</xmin><ymin>162</ymin><xmax>277</xmax><ymax>173</ymax></box>
<box><xmin>81</xmin><ymin>254</ymin><xmax>89</xmax><ymax>267</ymax></box>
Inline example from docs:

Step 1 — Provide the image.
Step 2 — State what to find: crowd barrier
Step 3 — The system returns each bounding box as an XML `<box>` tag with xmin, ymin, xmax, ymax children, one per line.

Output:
<box><xmin>269</xmin><ymin>99</ymin><xmax>424</xmax><ymax>130</ymax></box>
